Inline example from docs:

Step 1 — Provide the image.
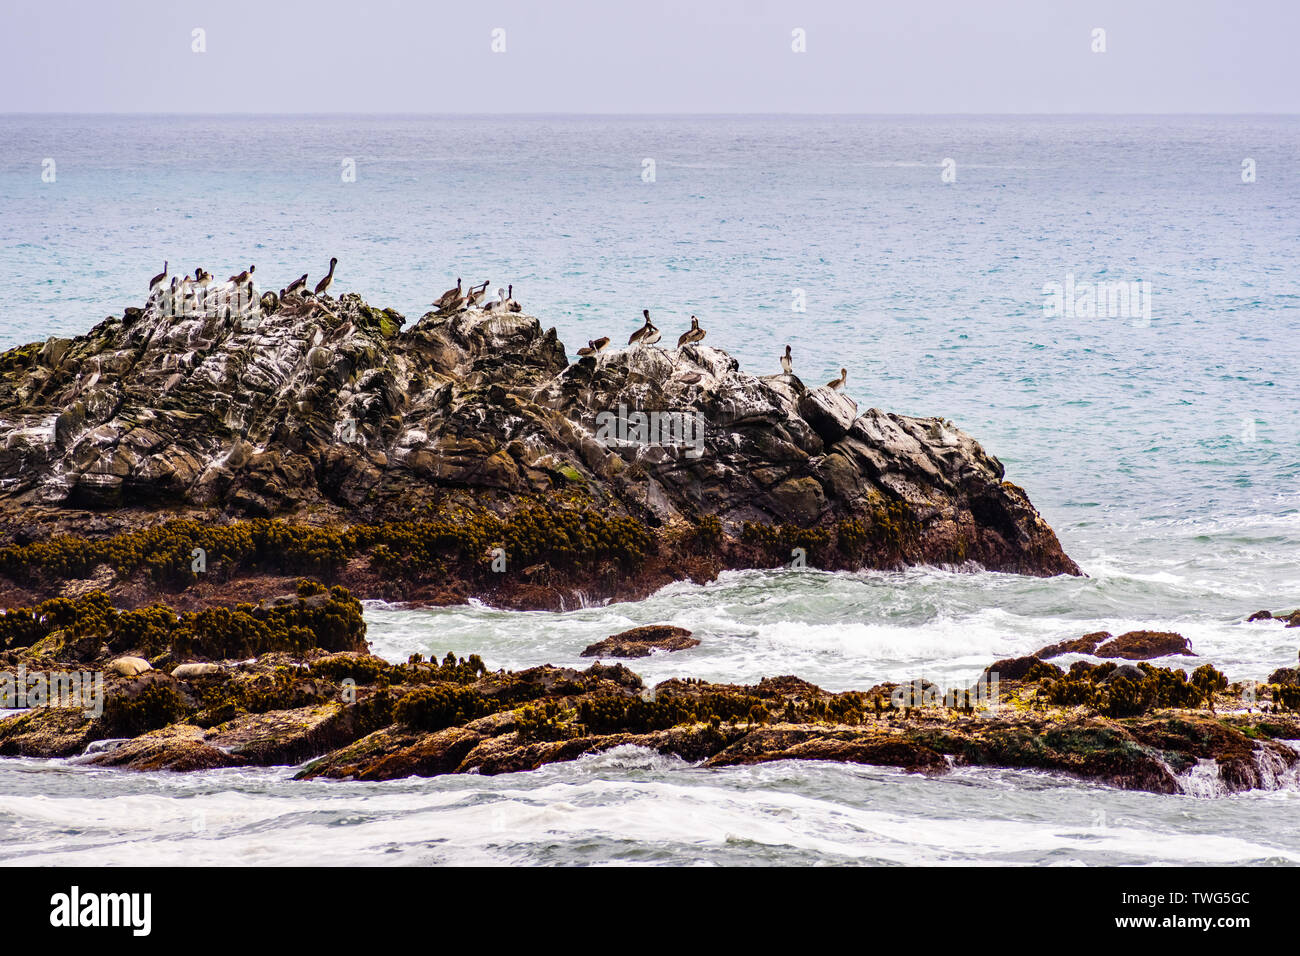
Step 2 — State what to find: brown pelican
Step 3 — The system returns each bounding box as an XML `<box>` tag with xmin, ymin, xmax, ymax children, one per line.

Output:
<box><xmin>228</xmin><ymin>265</ymin><xmax>255</xmax><ymax>284</ymax></box>
<box><xmin>629</xmin><ymin>309</ymin><xmax>660</xmax><ymax>345</ymax></box>
<box><xmin>506</xmin><ymin>284</ymin><xmax>522</xmax><ymax>312</ymax></box>
<box><xmin>313</xmin><ymin>257</ymin><xmax>337</xmax><ymax>296</ymax></box>
<box><xmin>464</xmin><ymin>280</ymin><xmax>490</xmax><ymax>310</ymax></box>
<box><xmin>149</xmin><ymin>262</ymin><xmax>168</xmax><ymax>291</ymax></box>
<box><xmin>780</xmin><ymin>345</ymin><xmax>792</xmax><ymax>374</ymax></box>
<box><xmin>677</xmin><ymin>315</ymin><xmax>706</xmax><ymax>347</ymax></box>
<box><xmin>434</xmin><ymin>278</ymin><xmax>462</xmax><ymax>310</ymax></box>
<box><xmin>577</xmin><ymin>336</ymin><xmax>611</xmax><ymax>357</ymax></box>
<box><xmin>285</xmin><ymin>273</ymin><xmax>309</xmax><ymax>296</ymax></box>
<box><xmin>826</xmin><ymin>368</ymin><xmax>847</xmax><ymax>390</ymax></box>
<box><xmin>484</xmin><ymin>287</ymin><xmax>508</xmax><ymax>311</ymax></box>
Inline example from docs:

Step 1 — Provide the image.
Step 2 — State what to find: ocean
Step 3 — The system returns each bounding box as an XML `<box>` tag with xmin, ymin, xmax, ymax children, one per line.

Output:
<box><xmin>1</xmin><ymin>114</ymin><xmax>1299</xmax><ymax>864</ymax></box>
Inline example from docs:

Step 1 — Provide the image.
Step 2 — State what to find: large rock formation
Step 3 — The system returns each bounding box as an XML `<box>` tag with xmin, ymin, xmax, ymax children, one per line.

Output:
<box><xmin>0</xmin><ymin>285</ymin><xmax>1078</xmax><ymax>577</ymax></box>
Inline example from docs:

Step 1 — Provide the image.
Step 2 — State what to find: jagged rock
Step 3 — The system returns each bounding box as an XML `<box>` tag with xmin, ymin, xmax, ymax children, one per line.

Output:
<box><xmin>1095</xmin><ymin>631</ymin><xmax>1195</xmax><ymax>660</ymax></box>
<box><xmin>580</xmin><ymin>624</ymin><xmax>699</xmax><ymax>658</ymax></box>
<box><xmin>1035</xmin><ymin>631</ymin><xmax>1111</xmax><ymax>659</ymax></box>
<box><xmin>0</xmin><ymin>287</ymin><xmax>1078</xmax><ymax>577</ymax></box>
<box><xmin>798</xmin><ymin>386</ymin><xmax>858</xmax><ymax>445</ymax></box>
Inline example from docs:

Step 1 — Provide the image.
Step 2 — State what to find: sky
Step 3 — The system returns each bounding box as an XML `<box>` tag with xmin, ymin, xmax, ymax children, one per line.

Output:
<box><xmin>0</xmin><ymin>0</ymin><xmax>1296</xmax><ymax>114</ymax></box>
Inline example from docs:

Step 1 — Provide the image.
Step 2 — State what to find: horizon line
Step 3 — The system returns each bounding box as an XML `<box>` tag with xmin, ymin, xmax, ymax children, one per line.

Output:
<box><xmin>2</xmin><ymin>110</ymin><xmax>1299</xmax><ymax>119</ymax></box>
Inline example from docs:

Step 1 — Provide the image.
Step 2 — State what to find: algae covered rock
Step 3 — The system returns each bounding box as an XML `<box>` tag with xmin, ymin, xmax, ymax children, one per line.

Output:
<box><xmin>580</xmin><ymin>624</ymin><xmax>700</xmax><ymax>658</ymax></box>
<box><xmin>1095</xmin><ymin>630</ymin><xmax>1195</xmax><ymax>660</ymax></box>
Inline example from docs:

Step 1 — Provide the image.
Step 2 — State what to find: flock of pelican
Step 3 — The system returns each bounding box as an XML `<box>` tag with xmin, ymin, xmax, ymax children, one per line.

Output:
<box><xmin>432</xmin><ymin>278</ymin><xmax>521</xmax><ymax>314</ymax></box>
<box><xmin>579</xmin><ymin>310</ymin><xmax>846</xmax><ymax>389</ymax></box>
<box><xmin>147</xmin><ymin>258</ymin><xmax>336</xmax><ymax>308</ymax></box>
<box><xmin>145</xmin><ymin>261</ymin><xmax>846</xmax><ymax>390</ymax></box>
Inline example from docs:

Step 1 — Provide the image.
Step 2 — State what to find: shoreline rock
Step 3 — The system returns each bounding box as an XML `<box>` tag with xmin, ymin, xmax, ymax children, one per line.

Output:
<box><xmin>1</xmin><ymin>588</ymin><xmax>1299</xmax><ymax>795</ymax></box>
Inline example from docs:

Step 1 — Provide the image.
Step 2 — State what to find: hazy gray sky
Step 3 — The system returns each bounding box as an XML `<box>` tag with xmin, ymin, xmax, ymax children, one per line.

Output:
<box><xmin>2</xmin><ymin>0</ymin><xmax>1296</xmax><ymax>113</ymax></box>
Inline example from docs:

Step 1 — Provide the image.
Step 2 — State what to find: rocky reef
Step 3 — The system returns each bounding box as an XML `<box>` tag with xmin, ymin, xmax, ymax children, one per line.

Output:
<box><xmin>0</xmin><ymin>284</ymin><xmax>1077</xmax><ymax>610</ymax></box>
<box><xmin>1</xmin><ymin>588</ymin><xmax>1298</xmax><ymax>796</ymax></box>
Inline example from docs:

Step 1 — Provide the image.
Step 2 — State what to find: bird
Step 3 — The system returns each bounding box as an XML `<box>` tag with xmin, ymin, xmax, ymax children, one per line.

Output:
<box><xmin>434</xmin><ymin>278</ymin><xmax>462</xmax><ymax>310</ymax></box>
<box><xmin>286</xmin><ymin>273</ymin><xmax>308</xmax><ymax>296</ymax></box>
<box><xmin>629</xmin><ymin>309</ymin><xmax>660</xmax><ymax>345</ymax></box>
<box><xmin>780</xmin><ymin>345</ymin><xmax>792</xmax><ymax>375</ymax></box>
<box><xmin>826</xmin><ymin>367</ymin><xmax>847</xmax><ymax>390</ymax></box>
<box><xmin>577</xmin><ymin>336</ymin><xmax>611</xmax><ymax>357</ymax></box>
<box><xmin>484</xmin><ymin>287</ymin><xmax>508</xmax><ymax>311</ymax></box>
<box><xmin>677</xmin><ymin>315</ymin><xmax>706</xmax><ymax>347</ymax></box>
<box><xmin>464</xmin><ymin>280</ymin><xmax>490</xmax><ymax>310</ymax></box>
<box><xmin>149</xmin><ymin>262</ymin><xmax>168</xmax><ymax>291</ymax></box>
<box><xmin>313</xmin><ymin>257</ymin><xmax>337</xmax><ymax>296</ymax></box>
<box><xmin>228</xmin><ymin>265</ymin><xmax>255</xmax><ymax>285</ymax></box>
<box><xmin>506</xmin><ymin>283</ymin><xmax>522</xmax><ymax>312</ymax></box>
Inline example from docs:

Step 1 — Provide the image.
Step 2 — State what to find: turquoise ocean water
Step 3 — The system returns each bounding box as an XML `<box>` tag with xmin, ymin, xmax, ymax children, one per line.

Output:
<box><xmin>1</xmin><ymin>115</ymin><xmax>1298</xmax><ymax>864</ymax></box>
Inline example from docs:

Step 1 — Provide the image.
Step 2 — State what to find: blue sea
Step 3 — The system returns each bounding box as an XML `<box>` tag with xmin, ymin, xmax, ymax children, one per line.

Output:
<box><xmin>1</xmin><ymin>115</ymin><xmax>1299</xmax><ymax>864</ymax></box>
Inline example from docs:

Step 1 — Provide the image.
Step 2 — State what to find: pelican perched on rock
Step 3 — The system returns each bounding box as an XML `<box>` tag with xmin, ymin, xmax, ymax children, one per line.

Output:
<box><xmin>506</xmin><ymin>284</ymin><xmax>522</xmax><ymax>312</ymax></box>
<box><xmin>313</xmin><ymin>257</ymin><xmax>337</xmax><ymax>296</ymax></box>
<box><xmin>677</xmin><ymin>315</ymin><xmax>706</xmax><ymax>347</ymax></box>
<box><xmin>484</xmin><ymin>287</ymin><xmax>508</xmax><ymax>312</ymax></box>
<box><xmin>577</xmin><ymin>336</ymin><xmax>610</xmax><ymax>357</ymax></box>
<box><xmin>434</xmin><ymin>278</ymin><xmax>462</xmax><ymax>310</ymax></box>
<box><xmin>464</xmin><ymin>280</ymin><xmax>490</xmax><ymax>310</ymax></box>
<box><xmin>826</xmin><ymin>367</ymin><xmax>847</xmax><ymax>390</ymax></box>
<box><xmin>780</xmin><ymin>345</ymin><xmax>792</xmax><ymax>374</ymax></box>
<box><xmin>629</xmin><ymin>309</ymin><xmax>660</xmax><ymax>345</ymax></box>
<box><xmin>149</xmin><ymin>262</ymin><xmax>168</xmax><ymax>291</ymax></box>
<box><xmin>228</xmin><ymin>265</ymin><xmax>255</xmax><ymax>285</ymax></box>
<box><xmin>286</xmin><ymin>273</ymin><xmax>309</xmax><ymax>296</ymax></box>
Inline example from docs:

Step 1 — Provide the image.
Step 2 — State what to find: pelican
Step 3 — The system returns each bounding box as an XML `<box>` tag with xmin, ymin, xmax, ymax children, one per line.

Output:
<box><xmin>506</xmin><ymin>283</ymin><xmax>522</xmax><ymax>312</ymax></box>
<box><xmin>286</xmin><ymin>273</ymin><xmax>309</xmax><ymax>296</ymax></box>
<box><xmin>313</xmin><ymin>257</ymin><xmax>337</xmax><ymax>296</ymax></box>
<box><xmin>629</xmin><ymin>309</ymin><xmax>660</xmax><ymax>345</ymax></box>
<box><xmin>464</xmin><ymin>280</ymin><xmax>490</xmax><ymax>310</ymax></box>
<box><xmin>780</xmin><ymin>345</ymin><xmax>792</xmax><ymax>374</ymax></box>
<box><xmin>484</xmin><ymin>287</ymin><xmax>508</xmax><ymax>311</ymax></box>
<box><xmin>826</xmin><ymin>367</ymin><xmax>847</xmax><ymax>390</ymax></box>
<box><xmin>149</xmin><ymin>261</ymin><xmax>168</xmax><ymax>291</ymax></box>
<box><xmin>228</xmin><ymin>265</ymin><xmax>255</xmax><ymax>285</ymax></box>
<box><xmin>677</xmin><ymin>315</ymin><xmax>706</xmax><ymax>347</ymax></box>
<box><xmin>434</xmin><ymin>278</ymin><xmax>462</xmax><ymax>310</ymax></box>
<box><xmin>577</xmin><ymin>336</ymin><xmax>611</xmax><ymax>357</ymax></box>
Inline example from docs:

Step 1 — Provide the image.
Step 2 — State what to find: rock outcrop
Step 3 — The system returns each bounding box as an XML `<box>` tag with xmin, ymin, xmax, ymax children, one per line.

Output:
<box><xmin>0</xmin><ymin>286</ymin><xmax>1079</xmax><ymax>587</ymax></box>
<box><xmin>1</xmin><ymin>588</ymin><xmax>1297</xmax><ymax>795</ymax></box>
<box><xmin>580</xmin><ymin>624</ymin><xmax>699</xmax><ymax>658</ymax></box>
